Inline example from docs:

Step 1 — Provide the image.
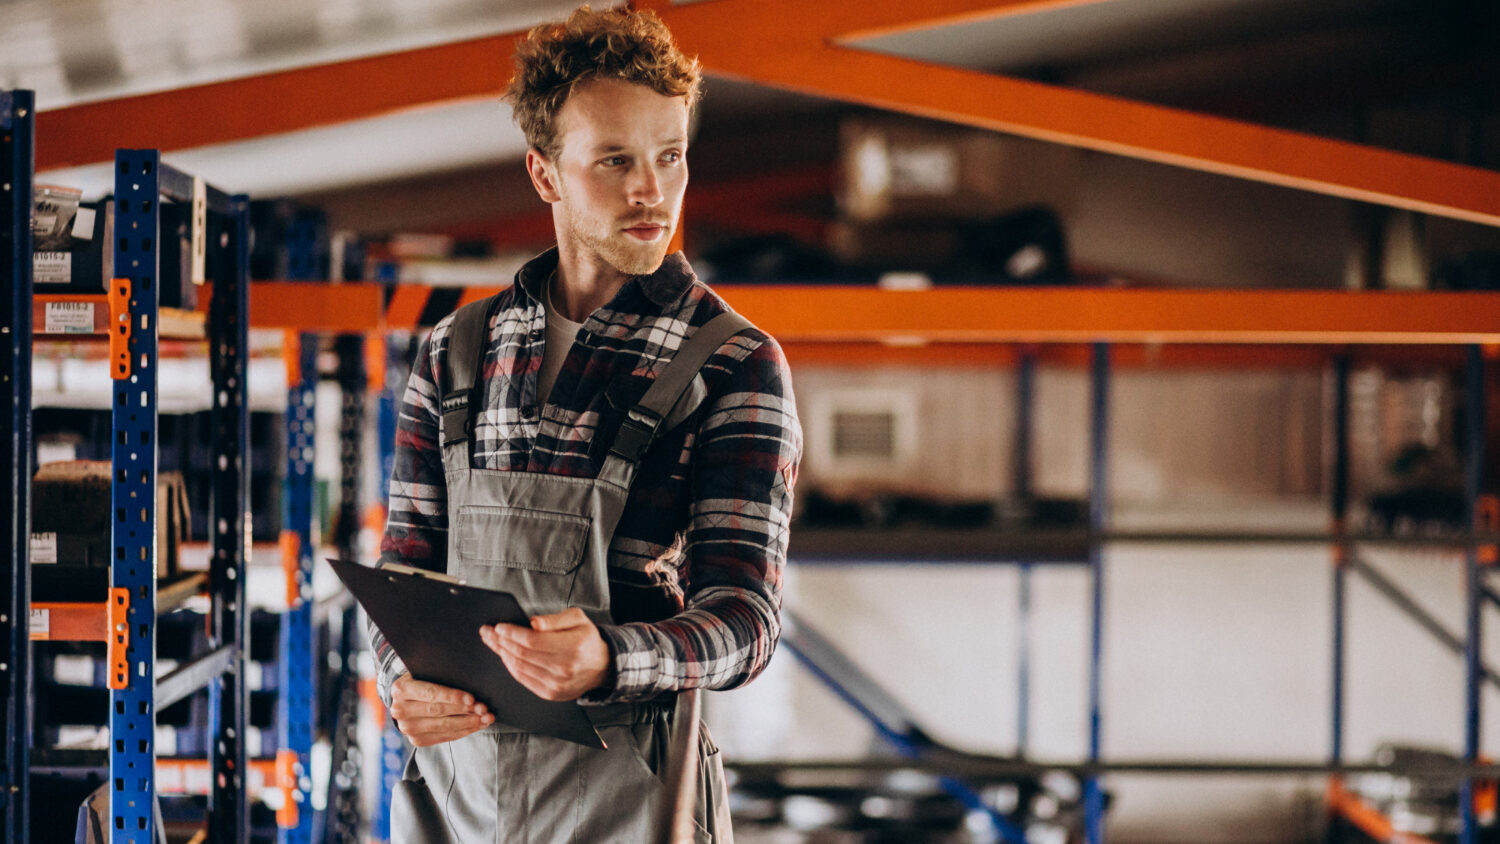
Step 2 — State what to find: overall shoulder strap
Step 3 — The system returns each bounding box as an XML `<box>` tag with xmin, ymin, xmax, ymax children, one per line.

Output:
<box><xmin>608</xmin><ymin>310</ymin><xmax>754</xmax><ymax>465</ymax></box>
<box><xmin>440</xmin><ymin>295</ymin><xmax>498</xmax><ymax>447</ymax></box>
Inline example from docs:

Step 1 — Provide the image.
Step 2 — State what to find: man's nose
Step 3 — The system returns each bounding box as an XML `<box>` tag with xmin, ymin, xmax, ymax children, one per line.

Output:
<box><xmin>629</xmin><ymin>163</ymin><xmax>664</xmax><ymax>207</ymax></box>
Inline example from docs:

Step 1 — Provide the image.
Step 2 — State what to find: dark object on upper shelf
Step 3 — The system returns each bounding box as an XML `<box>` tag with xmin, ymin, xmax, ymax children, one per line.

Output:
<box><xmin>697</xmin><ymin>206</ymin><xmax>1071</xmax><ymax>287</ymax></box>
<box><xmin>1342</xmin><ymin>743</ymin><xmax>1500</xmax><ymax>844</ymax></box>
<box><xmin>249</xmin><ymin>198</ymin><xmax>329</xmax><ymax>281</ymax></box>
<box><xmin>796</xmin><ymin>489</ymin><xmax>997</xmax><ymax>529</ymax></box>
<box><xmin>695</xmin><ymin>232</ymin><xmax>850</xmax><ymax>285</ymax></box>
<box><xmin>30</xmin><ymin>461</ymin><xmax>189</xmax><ymax>599</ymax></box>
<box><xmin>32</xmin><ymin>196</ymin><xmax>204</xmax><ymax>308</ymax></box>
<box><xmin>1435</xmin><ymin>251</ymin><xmax>1500</xmax><ymax>291</ymax></box>
<box><xmin>31</xmin><ymin>195</ymin><xmax>108</xmax><ymax>295</ymax></box>
<box><xmin>832</xmin><ymin>206</ymin><xmax>1073</xmax><ymax>286</ymax></box>
<box><xmin>796</xmin><ymin>489</ymin><xmax>1088</xmax><ymax>531</ymax></box>
<box><xmin>1363</xmin><ymin>444</ymin><xmax>1469</xmax><ymax>536</ymax></box>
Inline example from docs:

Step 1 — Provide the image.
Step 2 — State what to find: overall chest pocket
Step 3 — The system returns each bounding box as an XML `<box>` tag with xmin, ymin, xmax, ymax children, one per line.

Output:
<box><xmin>453</xmin><ymin>506</ymin><xmax>600</xmax><ymax>617</ymax></box>
<box><xmin>457</xmin><ymin>504</ymin><xmax>590</xmax><ymax>571</ymax></box>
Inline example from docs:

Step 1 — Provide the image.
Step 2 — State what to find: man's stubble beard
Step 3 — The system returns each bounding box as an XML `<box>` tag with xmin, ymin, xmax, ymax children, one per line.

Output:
<box><xmin>565</xmin><ymin>198</ymin><xmax>676</xmax><ymax>277</ymax></box>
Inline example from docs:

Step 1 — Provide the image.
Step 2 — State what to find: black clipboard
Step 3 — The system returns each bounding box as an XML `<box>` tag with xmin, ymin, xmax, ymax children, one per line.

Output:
<box><xmin>326</xmin><ymin>558</ymin><xmax>604</xmax><ymax>749</ymax></box>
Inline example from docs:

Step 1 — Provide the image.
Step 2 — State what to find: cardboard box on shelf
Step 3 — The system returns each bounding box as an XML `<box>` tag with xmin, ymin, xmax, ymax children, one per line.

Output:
<box><xmin>32</xmin><ymin>196</ymin><xmax>108</xmax><ymax>296</ymax></box>
<box><xmin>838</xmin><ymin>116</ymin><xmax>1011</xmax><ymax>223</ymax></box>
<box><xmin>31</xmin><ymin>461</ymin><xmax>191</xmax><ymax>593</ymax></box>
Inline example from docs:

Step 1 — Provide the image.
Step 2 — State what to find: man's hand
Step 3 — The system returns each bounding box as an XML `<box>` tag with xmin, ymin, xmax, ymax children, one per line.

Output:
<box><xmin>389</xmin><ymin>673</ymin><xmax>494</xmax><ymax>747</ymax></box>
<box><xmin>480</xmin><ymin>608</ymin><xmax>611</xmax><ymax>702</ymax></box>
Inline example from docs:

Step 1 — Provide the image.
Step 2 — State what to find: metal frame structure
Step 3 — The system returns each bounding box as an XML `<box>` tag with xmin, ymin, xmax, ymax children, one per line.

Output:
<box><xmin>1</xmin><ymin>87</ymin><xmax>34</xmax><ymax>844</ymax></box>
<box><xmin>207</xmin><ymin>186</ymin><xmax>253</xmax><ymax>843</ymax></box>
<box><xmin>782</xmin><ymin>337</ymin><xmax>1494</xmax><ymax>843</ymax></box>
<box><xmin>323</xmin><ymin>334</ymin><xmax>367</xmax><ymax>844</ymax></box>
<box><xmin>107</xmin><ymin>149</ymin><xmax>252</xmax><ymax>843</ymax></box>
<box><xmin>371</xmin><ymin>333</ymin><xmax>406</xmax><ymax>844</ymax></box>
<box><xmin>279</xmin><ymin>333</ymin><xmax>317</xmax><ymax>844</ymax></box>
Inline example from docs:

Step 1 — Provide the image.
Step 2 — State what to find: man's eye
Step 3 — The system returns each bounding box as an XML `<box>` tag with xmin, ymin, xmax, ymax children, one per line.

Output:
<box><xmin>603</xmin><ymin>156</ymin><xmax>627</xmax><ymax>166</ymax></box>
<box><xmin>662</xmin><ymin>151</ymin><xmax>682</xmax><ymax>164</ymax></box>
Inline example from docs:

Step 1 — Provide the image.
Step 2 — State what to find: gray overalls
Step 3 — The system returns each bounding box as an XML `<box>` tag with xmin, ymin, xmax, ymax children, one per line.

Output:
<box><xmin>391</xmin><ymin>294</ymin><xmax>749</xmax><ymax>843</ymax></box>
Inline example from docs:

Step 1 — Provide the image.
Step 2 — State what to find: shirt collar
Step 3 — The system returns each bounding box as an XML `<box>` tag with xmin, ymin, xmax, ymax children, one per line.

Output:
<box><xmin>514</xmin><ymin>247</ymin><xmax>696</xmax><ymax>311</ymax></box>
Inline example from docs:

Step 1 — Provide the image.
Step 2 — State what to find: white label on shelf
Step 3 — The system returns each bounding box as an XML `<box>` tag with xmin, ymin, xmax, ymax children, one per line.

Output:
<box><xmin>157</xmin><ymin>762</ymin><xmax>184</xmax><ymax>793</ymax></box>
<box><xmin>246</xmin><ymin>661</ymin><xmax>263</xmax><ymax>691</ymax></box>
<box><xmin>29</xmin><ymin>609</ymin><xmax>48</xmax><ymax>638</ymax></box>
<box><xmin>33</xmin><ymin>251</ymin><xmax>71</xmax><ymax>286</ymax></box>
<box><xmin>247</xmin><ymin>726</ymin><xmax>262</xmax><ymax>758</ymax></box>
<box><xmin>72</xmin><ymin>206</ymin><xmax>96</xmax><ymax>240</ymax></box>
<box><xmin>30</xmin><ymin>532</ymin><xmax>57</xmax><ymax>564</ymax></box>
<box><xmin>55</xmin><ymin>725</ymin><xmax>105</xmax><ymax>747</ymax></box>
<box><xmin>53</xmin><ymin>654</ymin><xmax>95</xmax><ymax>685</ymax></box>
<box><xmin>42</xmin><ymin>301</ymin><xmax>93</xmax><ymax>334</ymax></box>
<box><xmin>156</xmin><ymin>725</ymin><xmax>178</xmax><ymax>757</ymax></box>
<box><xmin>184</xmin><ymin>763</ymin><xmax>213</xmax><ymax>795</ymax></box>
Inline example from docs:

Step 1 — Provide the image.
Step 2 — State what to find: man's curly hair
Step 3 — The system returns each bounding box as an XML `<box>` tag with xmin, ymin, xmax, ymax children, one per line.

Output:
<box><xmin>506</xmin><ymin>5</ymin><xmax>703</xmax><ymax>160</ymax></box>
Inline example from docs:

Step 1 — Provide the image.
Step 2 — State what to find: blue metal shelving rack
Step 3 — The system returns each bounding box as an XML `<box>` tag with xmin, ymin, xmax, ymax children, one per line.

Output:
<box><xmin>324</xmin><ymin>333</ymin><xmax>367</xmax><ymax>844</ymax></box>
<box><xmin>371</xmin><ymin>333</ymin><xmax>405</xmax><ymax>844</ymax></box>
<box><xmin>279</xmin><ymin>334</ymin><xmax>318</xmax><ymax>844</ymax></box>
<box><xmin>109</xmin><ymin>149</ymin><xmax>252</xmax><ymax>843</ymax></box>
<box><xmin>0</xmin><ymin>131</ymin><xmax>254</xmax><ymax>841</ymax></box>
<box><xmin>1</xmin><ymin>88</ymin><xmax>35</xmax><ymax>844</ymax></box>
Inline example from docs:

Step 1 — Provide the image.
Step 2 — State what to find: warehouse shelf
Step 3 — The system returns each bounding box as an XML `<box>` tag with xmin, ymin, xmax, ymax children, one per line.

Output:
<box><xmin>33</xmin><ymin>295</ymin><xmax>205</xmax><ymax>339</ymax></box>
<box><xmin>30</xmin><ymin>573</ymin><xmax>207</xmax><ymax>642</ymax></box>
<box><xmin>295</xmin><ymin>280</ymin><xmax>1500</xmax><ymax>343</ymax></box>
<box><xmin>4</xmin><ymin>100</ymin><xmax>254</xmax><ymax>843</ymax></box>
<box><xmin>789</xmin><ymin>340</ymin><xmax>1493</xmax><ymax>844</ymax></box>
<box><xmin>788</xmin><ymin>526</ymin><xmax>1500</xmax><ymax>564</ymax></box>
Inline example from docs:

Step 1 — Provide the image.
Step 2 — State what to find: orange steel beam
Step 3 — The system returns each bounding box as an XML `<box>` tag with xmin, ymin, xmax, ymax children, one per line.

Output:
<box><xmin>242</xmin><ymin>282</ymin><xmax>384</xmax><ymax>332</ymax></box>
<box><xmin>717</xmin><ymin>287</ymin><xmax>1500</xmax><ymax>345</ymax></box>
<box><xmin>33</xmin><ymin>1</ymin><xmax>1500</xmax><ymax>229</ymax></box>
<box><xmin>36</xmin><ymin>34</ymin><xmax>517</xmax><ymax>171</ymax></box>
<box><xmin>29</xmin><ymin>603</ymin><xmax>108</xmax><ymax>642</ymax></box>
<box><xmin>656</xmin><ymin>1</ymin><xmax>1500</xmax><ymax>228</ymax></box>
<box><xmin>1325</xmin><ymin>779</ymin><xmax>1442</xmax><ymax>844</ymax></box>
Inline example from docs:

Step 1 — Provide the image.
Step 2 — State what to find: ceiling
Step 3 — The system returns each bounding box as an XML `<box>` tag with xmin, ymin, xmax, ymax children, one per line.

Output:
<box><xmin>4</xmin><ymin>0</ymin><xmax>1495</xmax><ymax>217</ymax></box>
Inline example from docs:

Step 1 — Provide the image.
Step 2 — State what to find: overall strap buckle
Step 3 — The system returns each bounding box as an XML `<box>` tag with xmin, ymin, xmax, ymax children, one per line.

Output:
<box><xmin>609</xmin><ymin>406</ymin><xmax>664</xmax><ymax>463</ymax></box>
<box><xmin>440</xmin><ymin>390</ymin><xmax>470</xmax><ymax>447</ymax></box>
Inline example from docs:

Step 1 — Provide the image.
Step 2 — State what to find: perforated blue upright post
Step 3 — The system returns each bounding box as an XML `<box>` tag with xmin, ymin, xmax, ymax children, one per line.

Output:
<box><xmin>373</xmin><ymin>335</ymin><xmax>404</xmax><ymax>841</ymax></box>
<box><xmin>1084</xmin><ymin>343</ymin><xmax>1110</xmax><ymax>844</ymax></box>
<box><xmin>0</xmin><ymin>88</ymin><xmax>35</xmax><ymax>844</ymax></box>
<box><xmin>112</xmin><ymin>149</ymin><xmax>163</xmax><ymax>844</ymax></box>
<box><xmin>279</xmin><ymin>334</ymin><xmax>318</xmax><ymax>844</ymax></box>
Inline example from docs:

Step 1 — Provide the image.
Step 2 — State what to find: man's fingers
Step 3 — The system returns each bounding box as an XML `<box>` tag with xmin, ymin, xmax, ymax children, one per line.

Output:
<box><xmin>498</xmin><ymin>650</ymin><xmax>569</xmax><ymax>702</ymax></box>
<box><xmin>494</xmin><ymin>638</ymin><xmax>568</xmax><ymax>681</ymax></box>
<box><xmin>394</xmin><ymin>675</ymin><xmax>475</xmax><ymax>707</ymax></box>
<box><xmin>481</xmin><ymin>627</ymin><xmax>577</xmax><ymax>676</ymax></box>
<box><xmin>529</xmin><ymin>607</ymin><xmax>589</xmax><ymax>632</ymax></box>
<box><xmin>484</xmin><ymin>622</ymin><xmax>585</xmax><ymax>657</ymax></box>
<box><xmin>390</xmin><ymin>698</ymin><xmax>482</xmax><ymax>720</ymax></box>
<box><xmin>396</xmin><ymin>712</ymin><xmax>493</xmax><ymax>743</ymax></box>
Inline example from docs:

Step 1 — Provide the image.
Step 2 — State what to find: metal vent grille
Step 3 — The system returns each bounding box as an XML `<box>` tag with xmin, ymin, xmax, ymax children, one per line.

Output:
<box><xmin>831</xmin><ymin>410</ymin><xmax>897</xmax><ymax>459</ymax></box>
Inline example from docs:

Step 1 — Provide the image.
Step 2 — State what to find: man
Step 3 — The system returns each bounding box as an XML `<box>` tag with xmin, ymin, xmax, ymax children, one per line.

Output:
<box><xmin>369</xmin><ymin>6</ymin><xmax>802</xmax><ymax>841</ymax></box>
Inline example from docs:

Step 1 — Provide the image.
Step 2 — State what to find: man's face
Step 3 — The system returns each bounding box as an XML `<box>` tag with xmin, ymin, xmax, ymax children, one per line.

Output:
<box><xmin>539</xmin><ymin>77</ymin><xmax>689</xmax><ymax>277</ymax></box>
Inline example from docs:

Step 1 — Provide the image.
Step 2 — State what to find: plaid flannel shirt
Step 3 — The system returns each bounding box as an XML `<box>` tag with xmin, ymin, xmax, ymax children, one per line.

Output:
<box><xmin>371</xmin><ymin>248</ymin><xmax>802</xmax><ymax>707</ymax></box>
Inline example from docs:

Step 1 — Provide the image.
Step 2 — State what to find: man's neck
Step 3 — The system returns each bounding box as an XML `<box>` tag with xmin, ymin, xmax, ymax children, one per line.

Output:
<box><xmin>551</xmin><ymin>247</ymin><xmax>629</xmax><ymax>324</ymax></box>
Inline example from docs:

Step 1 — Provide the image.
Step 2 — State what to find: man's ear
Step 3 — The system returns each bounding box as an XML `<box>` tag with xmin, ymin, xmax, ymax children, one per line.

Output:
<box><xmin>527</xmin><ymin>148</ymin><xmax>562</xmax><ymax>203</ymax></box>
